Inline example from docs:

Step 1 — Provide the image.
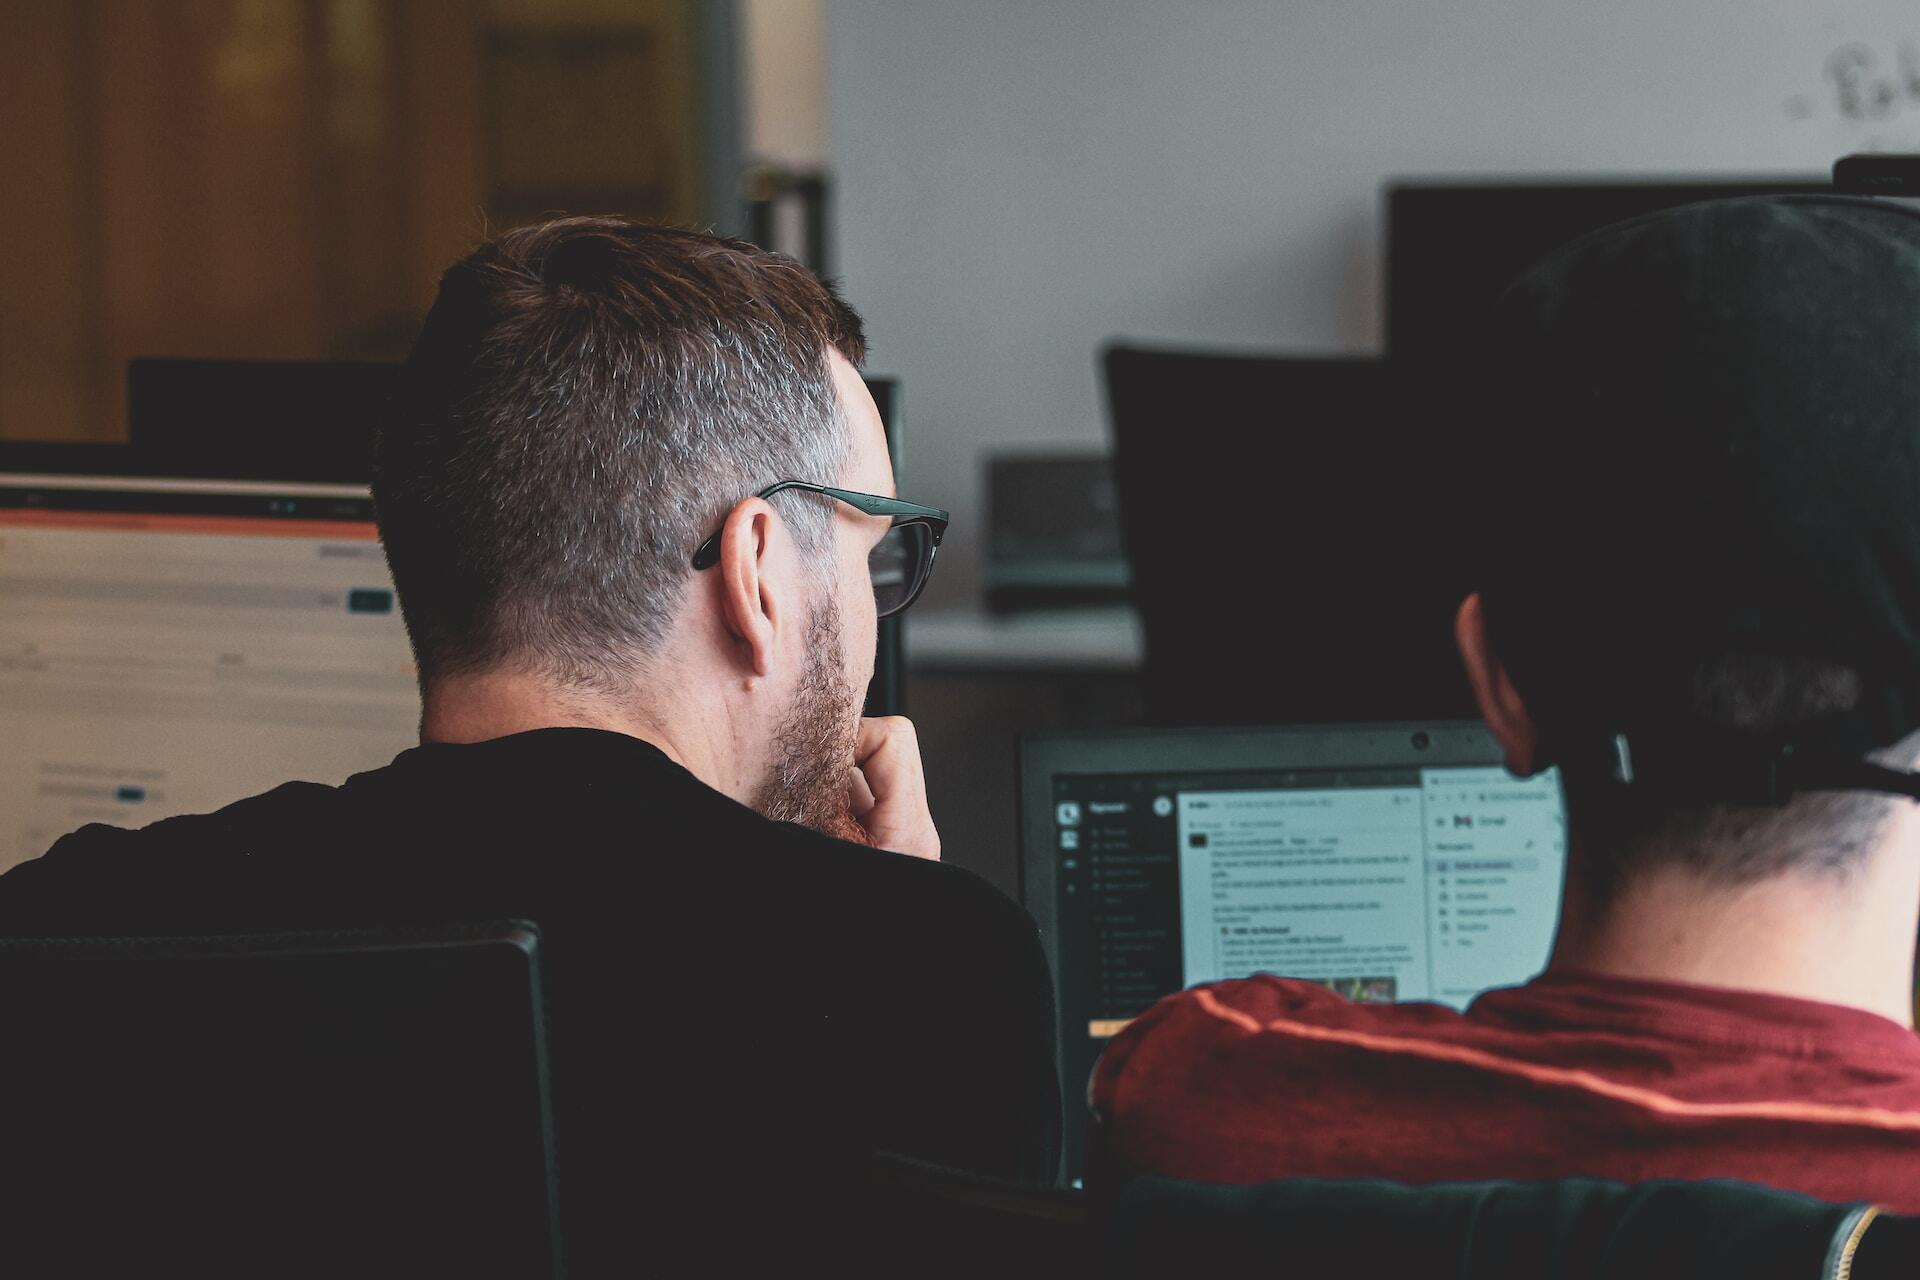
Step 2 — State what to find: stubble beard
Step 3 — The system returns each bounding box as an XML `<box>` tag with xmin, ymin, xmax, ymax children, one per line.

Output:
<box><xmin>754</xmin><ymin>594</ymin><xmax>868</xmax><ymax>844</ymax></box>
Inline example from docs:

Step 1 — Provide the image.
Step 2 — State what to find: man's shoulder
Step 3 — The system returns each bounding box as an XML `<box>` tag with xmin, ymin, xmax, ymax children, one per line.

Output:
<box><xmin>768</xmin><ymin>819</ymin><xmax>1037</xmax><ymax>944</ymax></box>
<box><xmin>1121</xmin><ymin>974</ymin><xmax>1463</xmax><ymax>1043</ymax></box>
<box><xmin>1093</xmin><ymin>977</ymin><xmax>1463</xmax><ymax>1109</ymax></box>
<box><xmin>1208</xmin><ymin>975</ymin><xmax>1423</xmax><ymax>1019</ymax></box>
<box><xmin>0</xmin><ymin>779</ymin><xmax>345</xmax><ymax>931</ymax></box>
<box><xmin>0</xmin><ymin>725</ymin><xmax>1039</xmax><ymax>956</ymax></box>
<box><xmin>72</xmin><ymin>777</ymin><xmax>346</xmax><ymax>855</ymax></box>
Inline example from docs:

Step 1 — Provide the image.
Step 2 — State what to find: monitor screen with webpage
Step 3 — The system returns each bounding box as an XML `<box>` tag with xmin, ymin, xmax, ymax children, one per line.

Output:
<box><xmin>1020</xmin><ymin>723</ymin><xmax>1567</xmax><ymax>1181</ymax></box>
<box><xmin>0</xmin><ymin>465</ymin><xmax>419</xmax><ymax>875</ymax></box>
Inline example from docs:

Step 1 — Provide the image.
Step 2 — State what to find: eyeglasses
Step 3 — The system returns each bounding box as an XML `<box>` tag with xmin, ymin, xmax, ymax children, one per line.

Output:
<box><xmin>691</xmin><ymin>481</ymin><xmax>949</xmax><ymax>619</ymax></box>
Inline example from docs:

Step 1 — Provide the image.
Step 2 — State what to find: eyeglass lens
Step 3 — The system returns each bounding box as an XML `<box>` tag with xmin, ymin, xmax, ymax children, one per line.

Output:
<box><xmin>869</xmin><ymin>522</ymin><xmax>932</xmax><ymax>617</ymax></box>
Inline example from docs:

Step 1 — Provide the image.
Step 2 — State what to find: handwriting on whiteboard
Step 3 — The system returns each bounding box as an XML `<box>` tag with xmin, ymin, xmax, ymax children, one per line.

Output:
<box><xmin>1781</xmin><ymin>40</ymin><xmax>1920</xmax><ymax>152</ymax></box>
<box><xmin>1824</xmin><ymin>43</ymin><xmax>1920</xmax><ymax>121</ymax></box>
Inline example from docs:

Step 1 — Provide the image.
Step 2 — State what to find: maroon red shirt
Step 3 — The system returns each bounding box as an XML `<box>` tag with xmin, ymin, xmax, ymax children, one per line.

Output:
<box><xmin>1092</xmin><ymin>971</ymin><xmax>1920</xmax><ymax>1210</ymax></box>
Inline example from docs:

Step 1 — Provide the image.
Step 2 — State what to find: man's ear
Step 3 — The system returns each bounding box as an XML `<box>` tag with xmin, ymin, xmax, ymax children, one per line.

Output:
<box><xmin>1455</xmin><ymin>592</ymin><xmax>1539</xmax><ymax>777</ymax></box>
<box><xmin>715</xmin><ymin>498</ymin><xmax>784</xmax><ymax>679</ymax></box>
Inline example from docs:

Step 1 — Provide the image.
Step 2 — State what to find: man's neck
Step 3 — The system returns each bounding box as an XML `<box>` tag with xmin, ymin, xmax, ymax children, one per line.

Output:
<box><xmin>1548</xmin><ymin>845</ymin><xmax>1920</xmax><ymax>1027</ymax></box>
<box><xmin>420</xmin><ymin>670</ymin><xmax>699</xmax><ymax>781</ymax></box>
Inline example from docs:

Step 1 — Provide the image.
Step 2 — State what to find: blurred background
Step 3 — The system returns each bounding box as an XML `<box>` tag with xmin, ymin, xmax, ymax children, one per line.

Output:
<box><xmin>7</xmin><ymin>0</ymin><xmax>1920</xmax><ymax>891</ymax></box>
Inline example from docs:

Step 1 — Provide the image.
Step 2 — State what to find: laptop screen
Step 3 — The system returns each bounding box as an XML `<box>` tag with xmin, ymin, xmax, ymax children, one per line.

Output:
<box><xmin>1022</xmin><ymin>724</ymin><xmax>1568</xmax><ymax>1181</ymax></box>
<box><xmin>0</xmin><ymin>470</ymin><xmax>419</xmax><ymax>875</ymax></box>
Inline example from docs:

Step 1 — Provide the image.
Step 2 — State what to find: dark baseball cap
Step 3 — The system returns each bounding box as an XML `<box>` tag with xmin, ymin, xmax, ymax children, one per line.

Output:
<box><xmin>1472</xmin><ymin>194</ymin><xmax>1920</xmax><ymax>803</ymax></box>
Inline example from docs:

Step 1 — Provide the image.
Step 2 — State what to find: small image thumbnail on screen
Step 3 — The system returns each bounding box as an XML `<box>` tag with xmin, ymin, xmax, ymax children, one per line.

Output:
<box><xmin>1316</xmin><ymin>976</ymin><xmax>1397</xmax><ymax>1003</ymax></box>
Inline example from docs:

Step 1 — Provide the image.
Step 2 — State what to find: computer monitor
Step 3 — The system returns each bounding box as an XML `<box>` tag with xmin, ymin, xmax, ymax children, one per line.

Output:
<box><xmin>1103</xmin><ymin>346</ymin><xmax>1475</xmax><ymax>726</ymax></box>
<box><xmin>1385</xmin><ymin>177</ymin><xmax>1828</xmax><ymax>366</ymax></box>
<box><xmin>127</xmin><ymin>357</ymin><xmax>395</xmax><ymax>483</ymax></box>
<box><xmin>1020</xmin><ymin>722</ymin><xmax>1568</xmax><ymax>1181</ymax></box>
<box><xmin>0</xmin><ymin>447</ymin><xmax>418</xmax><ymax>874</ymax></box>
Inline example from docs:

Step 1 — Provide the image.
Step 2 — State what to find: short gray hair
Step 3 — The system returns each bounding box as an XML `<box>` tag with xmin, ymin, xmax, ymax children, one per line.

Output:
<box><xmin>373</xmin><ymin>217</ymin><xmax>866</xmax><ymax>692</ymax></box>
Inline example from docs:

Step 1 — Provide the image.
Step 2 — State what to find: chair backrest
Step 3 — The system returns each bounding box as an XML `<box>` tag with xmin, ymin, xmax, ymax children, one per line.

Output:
<box><xmin>0</xmin><ymin>921</ymin><xmax>561</xmax><ymax>1277</ymax></box>
<box><xmin>861</xmin><ymin>1155</ymin><xmax>1912</xmax><ymax>1279</ymax></box>
<box><xmin>858</xmin><ymin>1152</ymin><xmax>1088</xmax><ymax>1272</ymax></box>
<box><xmin>1102</xmin><ymin>343</ymin><xmax>1477</xmax><ymax>726</ymax></box>
<box><xmin>1105</xmin><ymin>1175</ymin><xmax>1899</xmax><ymax>1279</ymax></box>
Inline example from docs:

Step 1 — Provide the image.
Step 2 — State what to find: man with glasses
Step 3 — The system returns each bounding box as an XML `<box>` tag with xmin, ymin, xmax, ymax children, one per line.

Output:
<box><xmin>0</xmin><ymin>220</ymin><xmax>1060</xmax><ymax>1254</ymax></box>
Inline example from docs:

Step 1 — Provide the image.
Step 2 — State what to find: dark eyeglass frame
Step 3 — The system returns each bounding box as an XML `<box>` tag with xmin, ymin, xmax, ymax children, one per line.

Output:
<box><xmin>690</xmin><ymin>481</ymin><xmax>950</xmax><ymax>618</ymax></box>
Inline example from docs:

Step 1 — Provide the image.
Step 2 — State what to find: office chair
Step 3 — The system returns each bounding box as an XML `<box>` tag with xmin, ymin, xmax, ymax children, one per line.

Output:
<box><xmin>1102</xmin><ymin>344</ymin><xmax>1478</xmax><ymax>727</ymax></box>
<box><xmin>0</xmin><ymin>921</ymin><xmax>561</xmax><ymax>1278</ymax></box>
<box><xmin>863</xmin><ymin>1152</ymin><xmax>1913</xmax><ymax>1279</ymax></box>
<box><xmin>860</xmin><ymin>1151</ymin><xmax>1088</xmax><ymax>1271</ymax></box>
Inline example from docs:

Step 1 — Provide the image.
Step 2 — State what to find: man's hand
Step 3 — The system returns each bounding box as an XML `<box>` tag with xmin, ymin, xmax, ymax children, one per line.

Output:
<box><xmin>849</xmin><ymin>716</ymin><xmax>941</xmax><ymax>860</ymax></box>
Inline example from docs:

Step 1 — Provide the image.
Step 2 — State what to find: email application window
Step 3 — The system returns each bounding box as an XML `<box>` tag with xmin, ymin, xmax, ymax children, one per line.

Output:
<box><xmin>1051</xmin><ymin>761</ymin><xmax>1566</xmax><ymax>1074</ymax></box>
<box><xmin>1178</xmin><ymin>786</ymin><xmax>1428</xmax><ymax>998</ymax></box>
<box><xmin>1175</xmin><ymin>768</ymin><xmax>1563</xmax><ymax>1004</ymax></box>
<box><xmin>0</xmin><ymin>493</ymin><xmax>420</xmax><ymax>874</ymax></box>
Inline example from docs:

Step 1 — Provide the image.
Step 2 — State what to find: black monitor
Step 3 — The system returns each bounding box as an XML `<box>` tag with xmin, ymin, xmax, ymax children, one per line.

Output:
<box><xmin>128</xmin><ymin>357</ymin><xmax>395</xmax><ymax>482</ymax></box>
<box><xmin>1385</xmin><ymin>177</ymin><xmax>1828</xmax><ymax>366</ymax></box>
<box><xmin>1103</xmin><ymin>345</ymin><xmax>1474</xmax><ymax>727</ymax></box>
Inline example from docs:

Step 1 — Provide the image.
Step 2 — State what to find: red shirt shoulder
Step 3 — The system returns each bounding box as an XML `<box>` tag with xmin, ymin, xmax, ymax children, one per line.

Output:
<box><xmin>1092</xmin><ymin>975</ymin><xmax>1463</xmax><ymax>1141</ymax></box>
<box><xmin>1092</xmin><ymin>972</ymin><xmax>1920</xmax><ymax>1209</ymax></box>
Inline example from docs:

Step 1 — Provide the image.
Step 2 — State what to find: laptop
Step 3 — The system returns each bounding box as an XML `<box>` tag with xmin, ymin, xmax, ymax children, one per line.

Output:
<box><xmin>0</xmin><ymin>447</ymin><xmax>419</xmax><ymax>875</ymax></box>
<box><xmin>1019</xmin><ymin>722</ymin><xmax>1568</xmax><ymax>1181</ymax></box>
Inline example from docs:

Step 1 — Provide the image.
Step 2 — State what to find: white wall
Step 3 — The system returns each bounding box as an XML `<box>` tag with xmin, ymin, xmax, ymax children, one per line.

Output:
<box><xmin>827</xmin><ymin>0</ymin><xmax>1920</xmax><ymax>607</ymax></box>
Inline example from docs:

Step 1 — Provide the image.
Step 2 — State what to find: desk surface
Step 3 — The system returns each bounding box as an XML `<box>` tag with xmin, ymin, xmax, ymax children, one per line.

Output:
<box><xmin>905</xmin><ymin>605</ymin><xmax>1143</xmax><ymax>673</ymax></box>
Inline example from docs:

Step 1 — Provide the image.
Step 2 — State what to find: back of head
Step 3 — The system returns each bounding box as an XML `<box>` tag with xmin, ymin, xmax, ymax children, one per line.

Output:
<box><xmin>374</xmin><ymin>218</ymin><xmax>866</xmax><ymax>692</ymax></box>
<box><xmin>1472</xmin><ymin>195</ymin><xmax>1920</xmax><ymax>890</ymax></box>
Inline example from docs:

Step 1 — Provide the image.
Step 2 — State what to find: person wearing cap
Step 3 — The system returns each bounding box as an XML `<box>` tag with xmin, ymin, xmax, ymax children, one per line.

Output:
<box><xmin>1090</xmin><ymin>195</ymin><xmax>1920</xmax><ymax>1207</ymax></box>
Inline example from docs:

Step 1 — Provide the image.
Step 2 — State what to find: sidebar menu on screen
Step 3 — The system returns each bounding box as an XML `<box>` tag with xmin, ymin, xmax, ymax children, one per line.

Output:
<box><xmin>1051</xmin><ymin>778</ymin><xmax>1182</xmax><ymax>1035</ymax></box>
<box><xmin>1420</xmin><ymin>766</ymin><xmax>1565</xmax><ymax>1005</ymax></box>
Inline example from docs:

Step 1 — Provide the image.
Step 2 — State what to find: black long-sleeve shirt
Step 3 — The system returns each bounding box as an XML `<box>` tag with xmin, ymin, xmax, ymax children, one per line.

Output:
<box><xmin>0</xmin><ymin>727</ymin><xmax>1061</xmax><ymax>1264</ymax></box>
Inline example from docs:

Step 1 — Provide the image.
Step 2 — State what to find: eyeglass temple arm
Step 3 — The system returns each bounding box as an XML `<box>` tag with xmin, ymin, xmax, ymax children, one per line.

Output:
<box><xmin>689</xmin><ymin>482</ymin><xmax>822</xmax><ymax>569</ymax></box>
<box><xmin>692</xmin><ymin>483</ymin><xmax>950</xmax><ymax>569</ymax></box>
<box><xmin>812</xmin><ymin>485</ymin><xmax>950</xmax><ymax>525</ymax></box>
